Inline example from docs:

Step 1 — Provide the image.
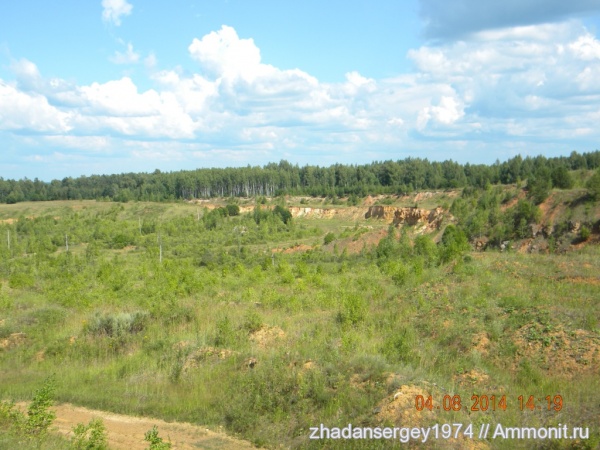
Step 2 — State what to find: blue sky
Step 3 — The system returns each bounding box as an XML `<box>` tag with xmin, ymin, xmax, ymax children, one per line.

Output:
<box><xmin>1</xmin><ymin>0</ymin><xmax>600</xmax><ymax>180</ymax></box>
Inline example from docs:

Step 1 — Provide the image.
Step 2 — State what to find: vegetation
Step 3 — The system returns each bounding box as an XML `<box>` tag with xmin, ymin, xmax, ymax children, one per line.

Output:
<box><xmin>1</xmin><ymin>150</ymin><xmax>600</xmax><ymax>203</ymax></box>
<box><xmin>0</xmin><ymin>159</ymin><xmax>598</xmax><ymax>449</ymax></box>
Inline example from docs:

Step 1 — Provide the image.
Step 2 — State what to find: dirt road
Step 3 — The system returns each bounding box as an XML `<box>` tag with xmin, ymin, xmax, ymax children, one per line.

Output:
<box><xmin>28</xmin><ymin>403</ymin><xmax>257</xmax><ymax>449</ymax></box>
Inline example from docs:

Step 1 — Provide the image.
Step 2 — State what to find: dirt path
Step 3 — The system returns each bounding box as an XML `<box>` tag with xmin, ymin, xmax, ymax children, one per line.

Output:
<box><xmin>20</xmin><ymin>402</ymin><xmax>257</xmax><ymax>450</ymax></box>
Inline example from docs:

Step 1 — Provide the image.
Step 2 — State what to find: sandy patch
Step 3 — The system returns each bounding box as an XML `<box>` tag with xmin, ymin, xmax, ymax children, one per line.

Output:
<box><xmin>513</xmin><ymin>325</ymin><xmax>600</xmax><ymax>378</ymax></box>
<box><xmin>12</xmin><ymin>402</ymin><xmax>256</xmax><ymax>450</ymax></box>
<box><xmin>249</xmin><ymin>325</ymin><xmax>285</xmax><ymax>348</ymax></box>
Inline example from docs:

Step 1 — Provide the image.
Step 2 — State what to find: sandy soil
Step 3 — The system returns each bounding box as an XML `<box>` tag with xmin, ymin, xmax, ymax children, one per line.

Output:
<box><xmin>18</xmin><ymin>402</ymin><xmax>256</xmax><ymax>450</ymax></box>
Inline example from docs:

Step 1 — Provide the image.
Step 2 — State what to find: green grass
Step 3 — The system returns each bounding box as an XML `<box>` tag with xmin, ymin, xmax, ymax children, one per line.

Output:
<box><xmin>0</xmin><ymin>198</ymin><xmax>598</xmax><ymax>449</ymax></box>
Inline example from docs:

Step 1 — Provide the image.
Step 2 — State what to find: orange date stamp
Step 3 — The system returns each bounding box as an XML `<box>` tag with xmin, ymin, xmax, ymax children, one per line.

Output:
<box><xmin>415</xmin><ymin>394</ymin><xmax>563</xmax><ymax>412</ymax></box>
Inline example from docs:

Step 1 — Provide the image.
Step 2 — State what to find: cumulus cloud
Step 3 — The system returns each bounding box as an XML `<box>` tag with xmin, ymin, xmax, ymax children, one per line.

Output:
<box><xmin>419</xmin><ymin>0</ymin><xmax>600</xmax><ymax>39</ymax></box>
<box><xmin>101</xmin><ymin>0</ymin><xmax>133</xmax><ymax>26</ymax></box>
<box><xmin>79</xmin><ymin>77</ymin><xmax>161</xmax><ymax>116</ymax></box>
<box><xmin>0</xmin><ymin>81</ymin><xmax>71</xmax><ymax>133</ymax></box>
<box><xmin>417</xmin><ymin>96</ymin><xmax>465</xmax><ymax>130</ymax></box>
<box><xmin>187</xmin><ymin>25</ymin><xmax>318</xmax><ymax>92</ymax></box>
<box><xmin>188</xmin><ymin>25</ymin><xmax>265</xmax><ymax>81</ymax></box>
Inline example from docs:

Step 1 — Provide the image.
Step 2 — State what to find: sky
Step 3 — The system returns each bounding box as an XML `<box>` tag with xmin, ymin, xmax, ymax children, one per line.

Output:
<box><xmin>1</xmin><ymin>1</ymin><xmax>600</xmax><ymax>181</ymax></box>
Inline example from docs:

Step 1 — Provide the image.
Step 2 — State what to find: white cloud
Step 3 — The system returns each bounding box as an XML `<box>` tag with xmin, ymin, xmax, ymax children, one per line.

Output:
<box><xmin>10</xmin><ymin>58</ymin><xmax>43</xmax><ymax>91</ymax></box>
<box><xmin>4</xmin><ymin>21</ymin><xmax>600</xmax><ymax>177</ymax></box>
<box><xmin>0</xmin><ymin>81</ymin><xmax>72</xmax><ymax>133</ymax></box>
<box><xmin>101</xmin><ymin>0</ymin><xmax>133</xmax><ymax>26</ymax></box>
<box><xmin>569</xmin><ymin>33</ymin><xmax>600</xmax><ymax>60</ymax></box>
<box><xmin>79</xmin><ymin>77</ymin><xmax>161</xmax><ymax>116</ymax></box>
<box><xmin>418</xmin><ymin>96</ymin><xmax>465</xmax><ymax>130</ymax></box>
<box><xmin>110</xmin><ymin>42</ymin><xmax>140</xmax><ymax>64</ymax></box>
<box><xmin>187</xmin><ymin>25</ymin><xmax>319</xmax><ymax>98</ymax></box>
<box><xmin>188</xmin><ymin>25</ymin><xmax>266</xmax><ymax>81</ymax></box>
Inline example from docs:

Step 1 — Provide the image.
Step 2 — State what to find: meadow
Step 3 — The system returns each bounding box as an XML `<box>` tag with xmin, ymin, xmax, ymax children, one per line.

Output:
<box><xmin>0</xmin><ymin>192</ymin><xmax>598</xmax><ymax>449</ymax></box>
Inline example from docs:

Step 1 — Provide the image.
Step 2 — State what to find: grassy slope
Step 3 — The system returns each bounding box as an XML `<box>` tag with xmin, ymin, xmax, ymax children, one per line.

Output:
<box><xmin>0</xmin><ymin>192</ymin><xmax>598</xmax><ymax>449</ymax></box>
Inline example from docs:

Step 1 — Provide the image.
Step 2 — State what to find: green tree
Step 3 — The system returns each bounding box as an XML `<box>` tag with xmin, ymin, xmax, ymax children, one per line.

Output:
<box><xmin>439</xmin><ymin>225</ymin><xmax>470</xmax><ymax>263</ymax></box>
<box><xmin>551</xmin><ymin>166</ymin><xmax>574</xmax><ymax>189</ymax></box>
<box><xmin>527</xmin><ymin>169</ymin><xmax>551</xmax><ymax>204</ymax></box>
<box><xmin>272</xmin><ymin>205</ymin><xmax>292</xmax><ymax>224</ymax></box>
<box><xmin>587</xmin><ymin>168</ymin><xmax>600</xmax><ymax>200</ymax></box>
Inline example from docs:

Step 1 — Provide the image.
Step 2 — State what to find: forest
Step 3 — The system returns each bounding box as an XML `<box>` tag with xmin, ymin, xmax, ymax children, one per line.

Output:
<box><xmin>2</xmin><ymin>150</ymin><xmax>600</xmax><ymax>204</ymax></box>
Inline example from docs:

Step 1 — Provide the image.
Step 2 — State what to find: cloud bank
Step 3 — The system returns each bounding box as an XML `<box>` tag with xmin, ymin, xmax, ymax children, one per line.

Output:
<box><xmin>1</xmin><ymin>20</ymin><xmax>600</xmax><ymax>178</ymax></box>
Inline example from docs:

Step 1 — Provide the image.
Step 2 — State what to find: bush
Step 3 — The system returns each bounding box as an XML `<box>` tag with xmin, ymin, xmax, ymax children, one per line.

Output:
<box><xmin>323</xmin><ymin>232</ymin><xmax>336</xmax><ymax>245</ymax></box>
<box><xmin>85</xmin><ymin>311</ymin><xmax>149</xmax><ymax>337</ymax></box>
<box><xmin>21</xmin><ymin>376</ymin><xmax>57</xmax><ymax>437</ymax></box>
<box><xmin>273</xmin><ymin>205</ymin><xmax>292</xmax><ymax>224</ymax></box>
<box><xmin>413</xmin><ymin>235</ymin><xmax>439</xmax><ymax>267</ymax></box>
<box><xmin>381</xmin><ymin>328</ymin><xmax>416</xmax><ymax>364</ymax></box>
<box><xmin>71</xmin><ymin>418</ymin><xmax>108</xmax><ymax>450</ymax></box>
<box><xmin>242</xmin><ymin>310</ymin><xmax>263</xmax><ymax>333</ymax></box>
<box><xmin>580</xmin><ymin>226</ymin><xmax>591</xmax><ymax>241</ymax></box>
<box><xmin>526</xmin><ymin>173</ymin><xmax>551</xmax><ymax>204</ymax></box>
<box><xmin>439</xmin><ymin>225</ymin><xmax>470</xmax><ymax>263</ymax></box>
<box><xmin>347</xmin><ymin>194</ymin><xmax>360</xmax><ymax>206</ymax></box>
<box><xmin>337</xmin><ymin>293</ymin><xmax>367</xmax><ymax>326</ymax></box>
<box><xmin>226</xmin><ymin>204</ymin><xmax>240</xmax><ymax>216</ymax></box>
<box><xmin>8</xmin><ymin>272</ymin><xmax>35</xmax><ymax>289</ymax></box>
<box><xmin>111</xmin><ymin>233</ymin><xmax>134</xmax><ymax>249</ymax></box>
<box><xmin>144</xmin><ymin>426</ymin><xmax>172</xmax><ymax>449</ymax></box>
<box><xmin>214</xmin><ymin>316</ymin><xmax>237</xmax><ymax>347</ymax></box>
<box><xmin>587</xmin><ymin>168</ymin><xmax>600</xmax><ymax>200</ymax></box>
<box><xmin>551</xmin><ymin>166</ymin><xmax>574</xmax><ymax>189</ymax></box>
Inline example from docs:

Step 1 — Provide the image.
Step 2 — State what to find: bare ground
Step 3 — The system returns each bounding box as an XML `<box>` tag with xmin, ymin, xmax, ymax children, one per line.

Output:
<box><xmin>18</xmin><ymin>402</ymin><xmax>256</xmax><ymax>450</ymax></box>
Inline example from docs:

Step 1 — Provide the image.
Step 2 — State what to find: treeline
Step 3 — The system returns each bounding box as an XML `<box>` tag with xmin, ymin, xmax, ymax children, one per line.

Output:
<box><xmin>1</xmin><ymin>150</ymin><xmax>600</xmax><ymax>204</ymax></box>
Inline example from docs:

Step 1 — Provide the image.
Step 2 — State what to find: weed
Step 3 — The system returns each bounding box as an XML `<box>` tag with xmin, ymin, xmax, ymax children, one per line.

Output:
<box><xmin>242</xmin><ymin>310</ymin><xmax>263</xmax><ymax>334</ymax></box>
<box><xmin>214</xmin><ymin>316</ymin><xmax>237</xmax><ymax>347</ymax></box>
<box><xmin>144</xmin><ymin>425</ymin><xmax>172</xmax><ymax>449</ymax></box>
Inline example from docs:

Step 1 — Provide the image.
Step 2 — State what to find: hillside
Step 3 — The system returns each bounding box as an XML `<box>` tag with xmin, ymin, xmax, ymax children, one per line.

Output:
<box><xmin>0</xmin><ymin>185</ymin><xmax>598</xmax><ymax>449</ymax></box>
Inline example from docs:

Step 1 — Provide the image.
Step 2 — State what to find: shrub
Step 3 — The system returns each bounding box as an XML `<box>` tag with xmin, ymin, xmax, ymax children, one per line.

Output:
<box><xmin>381</xmin><ymin>328</ymin><xmax>416</xmax><ymax>364</ymax></box>
<box><xmin>214</xmin><ymin>316</ymin><xmax>237</xmax><ymax>347</ymax></box>
<box><xmin>323</xmin><ymin>232</ymin><xmax>336</xmax><ymax>245</ymax></box>
<box><xmin>580</xmin><ymin>226</ymin><xmax>591</xmax><ymax>241</ymax></box>
<box><xmin>587</xmin><ymin>168</ymin><xmax>600</xmax><ymax>200</ymax></box>
<box><xmin>85</xmin><ymin>311</ymin><xmax>149</xmax><ymax>337</ymax></box>
<box><xmin>71</xmin><ymin>418</ymin><xmax>108</xmax><ymax>450</ymax></box>
<box><xmin>23</xmin><ymin>376</ymin><xmax>57</xmax><ymax>437</ymax></box>
<box><xmin>526</xmin><ymin>173</ymin><xmax>551</xmax><ymax>204</ymax></box>
<box><xmin>111</xmin><ymin>233</ymin><xmax>134</xmax><ymax>249</ymax></box>
<box><xmin>413</xmin><ymin>235</ymin><xmax>439</xmax><ymax>267</ymax></box>
<box><xmin>439</xmin><ymin>225</ymin><xmax>470</xmax><ymax>263</ymax></box>
<box><xmin>242</xmin><ymin>310</ymin><xmax>263</xmax><ymax>333</ymax></box>
<box><xmin>347</xmin><ymin>194</ymin><xmax>360</xmax><ymax>206</ymax></box>
<box><xmin>226</xmin><ymin>204</ymin><xmax>240</xmax><ymax>216</ymax></box>
<box><xmin>551</xmin><ymin>166</ymin><xmax>574</xmax><ymax>189</ymax></box>
<box><xmin>337</xmin><ymin>293</ymin><xmax>367</xmax><ymax>326</ymax></box>
<box><xmin>8</xmin><ymin>272</ymin><xmax>35</xmax><ymax>289</ymax></box>
<box><xmin>273</xmin><ymin>205</ymin><xmax>292</xmax><ymax>224</ymax></box>
<box><xmin>144</xmin><ymin>426</ymin><xmax>171</xmax><ymax>449</ymax></box>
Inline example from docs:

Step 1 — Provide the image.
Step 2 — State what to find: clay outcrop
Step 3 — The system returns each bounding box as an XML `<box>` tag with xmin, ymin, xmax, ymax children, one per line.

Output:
<box><xmin>364</xmin><ymin>206</ymin><xmax>397</xmax><ymax>220</ymax></box>
<box><xmin>365</xmin><ymin>206</ymin><xmax>447</xmax><ymax>230</ymax></box>
<box><xmin>288</xmin><ymin>207</ymin><xmax>337</xmax><ymax>218</ymax></box>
